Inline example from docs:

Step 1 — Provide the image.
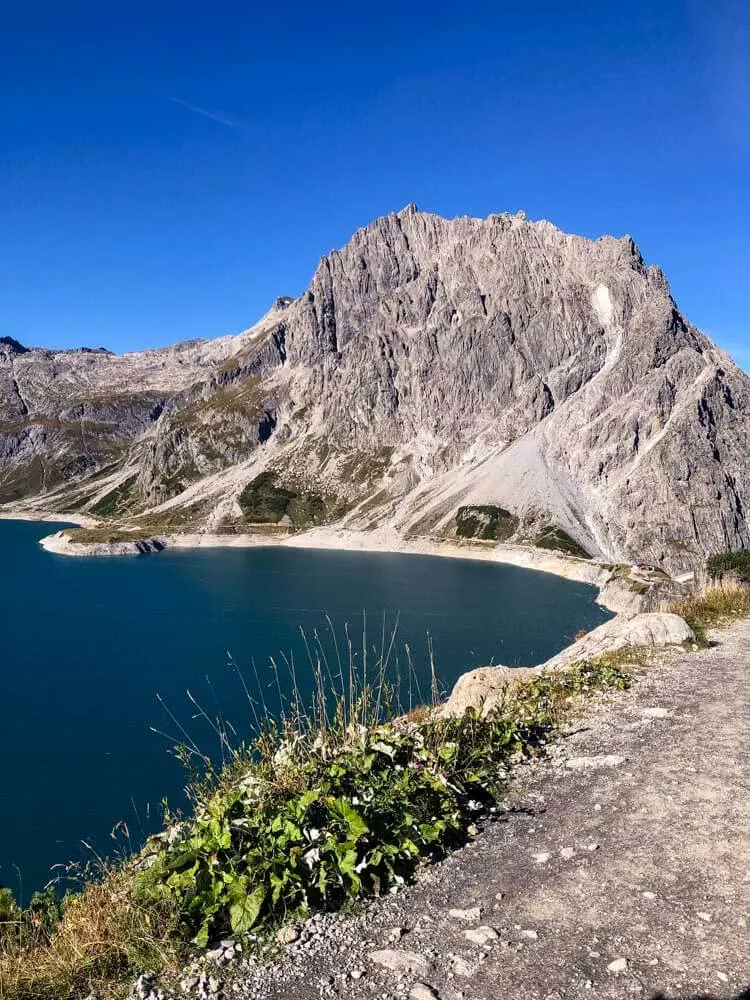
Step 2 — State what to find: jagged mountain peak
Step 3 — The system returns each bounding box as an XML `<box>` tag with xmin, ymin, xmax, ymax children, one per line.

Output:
<box><xmin>1</xmin><ymin>209</ymin><xmax>747</xmax><ymax>573</ymax></box>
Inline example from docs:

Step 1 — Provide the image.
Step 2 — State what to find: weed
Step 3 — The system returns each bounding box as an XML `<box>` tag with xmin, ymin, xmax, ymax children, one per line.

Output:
<box><xmin>670</xmin><ymin>584</ymin><xmax>750</xmax><ymax>646</ymax></box>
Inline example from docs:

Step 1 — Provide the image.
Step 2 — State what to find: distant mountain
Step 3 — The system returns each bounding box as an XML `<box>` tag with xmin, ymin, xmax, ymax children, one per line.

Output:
<box><xmin>2</xmin><ymin>207</ymin><xmax>748</xmax><ymax>572</ymax></box>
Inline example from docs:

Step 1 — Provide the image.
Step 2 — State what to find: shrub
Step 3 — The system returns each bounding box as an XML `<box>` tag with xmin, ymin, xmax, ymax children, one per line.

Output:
<box><xmin>706</xmin><ymin>550</ymin><xmax>750</xmax><ymax>584</ymax></box>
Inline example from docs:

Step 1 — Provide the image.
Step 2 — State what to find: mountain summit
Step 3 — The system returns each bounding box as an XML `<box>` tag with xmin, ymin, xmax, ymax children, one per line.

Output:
<box><xmin>1</xmin><ymin>209</ymin><xmax>748</xmax><ymax>571</ymax></box>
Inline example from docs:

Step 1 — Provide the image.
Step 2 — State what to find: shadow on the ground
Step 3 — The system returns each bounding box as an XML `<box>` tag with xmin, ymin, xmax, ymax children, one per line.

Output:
<box><xmin>650</xmin><ymin>990</ymin><xmax>750</xmax><ymax>1000</ymax></box>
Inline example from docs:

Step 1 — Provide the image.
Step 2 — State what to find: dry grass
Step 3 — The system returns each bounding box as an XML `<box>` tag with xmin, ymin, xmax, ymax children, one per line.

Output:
<box><xmin>670</xmin><ymin>584</ymin><xmax>750</xmax><ymax>644</ymax></box>
<box><xmin>0</xmin><ymin>870</ymin><xmax>182</xmax><ymax>1000</ymax></box>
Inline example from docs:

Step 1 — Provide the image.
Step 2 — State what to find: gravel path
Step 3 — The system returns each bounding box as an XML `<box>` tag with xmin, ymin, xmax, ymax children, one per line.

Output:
<box><xmin>221</xmin><ymin>621</ymin><xmax>750</xmax><ymax>1000</ymax></box>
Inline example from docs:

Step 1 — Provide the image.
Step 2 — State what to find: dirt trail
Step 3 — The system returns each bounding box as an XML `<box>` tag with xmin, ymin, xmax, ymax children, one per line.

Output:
<box><xmin>230</xmin><ymin>621</ymin><xmax>750</xmax><ymax>1000</ymax></box>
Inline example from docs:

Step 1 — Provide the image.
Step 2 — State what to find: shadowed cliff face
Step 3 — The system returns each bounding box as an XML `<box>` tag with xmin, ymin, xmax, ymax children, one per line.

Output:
<box><xmin>1</xmin><ymin>208</ymin><xmax>748</xmax><ymax>571</ymax></box>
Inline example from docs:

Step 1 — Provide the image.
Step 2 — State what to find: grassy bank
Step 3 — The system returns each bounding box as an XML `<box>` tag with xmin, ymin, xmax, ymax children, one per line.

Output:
<box><xmin>669</xmin><ymin>584</ymin><xmax>750</xmax><ymax>646</ymax></box>
<box><xmin>0</xmin><ymin>658</ymin><xmax>633</xmax><ymax>1000</ymax></box>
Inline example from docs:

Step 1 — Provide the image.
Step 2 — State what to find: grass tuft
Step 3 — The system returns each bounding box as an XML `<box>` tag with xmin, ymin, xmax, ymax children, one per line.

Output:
<box><xmin>669</xmin><ymin>584</ymin><xmax>750</xmax><ymax>646</ymax></box>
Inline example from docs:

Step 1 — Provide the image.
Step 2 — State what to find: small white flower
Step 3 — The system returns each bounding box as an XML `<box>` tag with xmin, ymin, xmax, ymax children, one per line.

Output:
<box><xmin>354</xmin><ymin>857</ymin><xmax>369</xmax><ymax>874</ymax></box>
<box><xmin>304</xmin><ymin>826</ymin><xmax>321</xmax><ymax>842</ymax></box>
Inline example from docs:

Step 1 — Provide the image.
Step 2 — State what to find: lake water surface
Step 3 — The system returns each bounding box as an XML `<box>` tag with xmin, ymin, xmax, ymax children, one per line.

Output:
<box><xmin>0</xmin><ymin>519</ymin><xmax>611</xmax><ymax>895</ymax></box>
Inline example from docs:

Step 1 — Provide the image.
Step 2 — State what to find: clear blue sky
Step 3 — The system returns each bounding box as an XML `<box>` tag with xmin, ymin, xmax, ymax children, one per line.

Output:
<box><xmin>1</xmin><ymin>1</ymin><xmax>748</xmax><ymax>368</ymax></box>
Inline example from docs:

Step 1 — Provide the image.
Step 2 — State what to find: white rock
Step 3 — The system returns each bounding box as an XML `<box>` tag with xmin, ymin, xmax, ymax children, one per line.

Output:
<box><xmin>448</xmin><ymin>907</ymin><xmax>482</xmax><ymax>922</ymax></box>
<box><xmin>464</xmin><ymin>926</ymin><xmax>499</xmax><ymax>946</ymax></box>
<box><xmin>541</xmin><ymin>614</ymin><xmax>695</xmax><ymax>673</ymax></box>
<box><xmin>275</xmin><ymin>925</ymin><xmax>300</xmax><ymax>945</ymax></box>
<box><xmin>369</xmin><ymin>950</ymin><xmax>431</xmax><ymax>978</ymax></box>
<box><xmin>642</xmin><ymin>891</ymin><xmax>657</xmax><ymax>900</ymax></box>
<box><xmin>566</xmin><ymin>755</ymin><xmax>625</xmax><ymax>770</ymax></box>
<box><xmin>532</xmin><ymin>852</ymin><xmax>551</xmax><ymax>864</ymax></box>
<box><xmin>449</xmin><ymin>954</ymin><xmax>475</xmax><ymax>976</ymax></box>
<box><xmin>641</xmin><ymin>707</ymin><xmax>670</xmax><ymax>718</ymax></box>
<box><xmin>607</xmin><ymin>957</ymin><xmax>628</xmax><ymax>974</ymax></box>
<box><xmin>560</xmin><ymin>847</ymin><xmax>576</xmax><ymax>859</ymax></box>
<box><xmin>409</xmin><ymin>986</ymin><xmax>439</xmax><ymax>1000</ymax></box>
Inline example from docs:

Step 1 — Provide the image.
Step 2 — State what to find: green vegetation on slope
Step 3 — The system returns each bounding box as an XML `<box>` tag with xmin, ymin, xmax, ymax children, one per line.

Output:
<box><xmin>534</xmin><ymin>525</ymin><xmax>591</xmax><ymax>559</ymax></box>
<box><xmin>238</xmin><ymin>471</ymin><xmax>346</xmax><ymax>529</ymax></box>
<box><xmin>706</xmin><ymin>549</ymin><xmax>750</xmax><ymax>584</ymax></box>
<box><xmin>455</xmin><ymin>505</ymin><xmax>519</xmax><ymax>542</ymax></box>
<box><xmin>88</xmin><ymin>477</ymin><xmax>138</xmax><ymax>518</ymax></box>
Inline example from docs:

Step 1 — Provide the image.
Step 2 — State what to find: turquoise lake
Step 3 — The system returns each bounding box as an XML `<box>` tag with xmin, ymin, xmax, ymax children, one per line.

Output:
<box><xmin>0</xmin><ymin>518</ymin><xmax>611</xmax><ymax>896</ymax></box>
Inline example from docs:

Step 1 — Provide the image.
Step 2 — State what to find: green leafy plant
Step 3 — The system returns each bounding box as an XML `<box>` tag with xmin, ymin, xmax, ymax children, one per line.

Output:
<box><xmin>0</xmin><ymin>648</ymin><xmax>633</xmax><ymax>1000</ymax></box>
<box><xmin>134</xmin><ymin>659</ymin><xmax>632</xmax><ymax>947</ymax></box>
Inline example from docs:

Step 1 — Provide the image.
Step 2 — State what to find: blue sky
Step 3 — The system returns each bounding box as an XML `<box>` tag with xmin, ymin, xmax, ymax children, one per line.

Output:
<box><xmin>1</xmin><ymin>1</ymin><xmax>748</xmax><ymax>368</ymax></box>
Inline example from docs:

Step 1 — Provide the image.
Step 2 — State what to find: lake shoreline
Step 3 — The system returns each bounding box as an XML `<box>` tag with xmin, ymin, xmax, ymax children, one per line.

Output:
<box><xmin>17</xmin><ymin>513</ymin><xmax>634</xmax><ymax>613</ymax></box>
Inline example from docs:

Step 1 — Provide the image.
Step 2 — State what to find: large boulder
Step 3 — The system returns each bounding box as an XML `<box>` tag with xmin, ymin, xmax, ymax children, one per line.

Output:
<box><xmin>438</xmin><ymin>666</ymin><xmax>538</xmax><ymax>718</ymax></box>
<box><xmin>441</xmin><ymin>613</ymin><xmax>694</xmax><ymax>717</ymax></box>
<box><xmin>540</xmin><ymin>612</ymin><xmax>694</xmax><ymax>672</ymax></box>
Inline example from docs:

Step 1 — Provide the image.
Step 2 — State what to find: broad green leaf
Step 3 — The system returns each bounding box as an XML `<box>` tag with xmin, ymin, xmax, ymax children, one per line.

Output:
<box><xmin>229</xmin><ymin>883</ymin><xmax>266</xmax><ymax>934</ymax></box>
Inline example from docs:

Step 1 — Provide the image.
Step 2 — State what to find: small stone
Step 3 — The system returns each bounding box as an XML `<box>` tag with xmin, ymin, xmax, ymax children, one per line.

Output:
<box><xmin>520</xmin><ymin>929</ymin><xmax>538</xmax><ymax>940</ymax></box>
<box><xmin>369</xmin><ymin>950</ymin><xmax>431</xmax><ymax>978</ymax></box>
<box><xmin>594</xmin><ymin>803</ymin><xmax>602</xmax><ymax>811</ymax></box>
<box><xmin>449</xmin><ymin>954</ymin><xmax>474</xmax><ymax>977</ymax></box>
<box><xmin>641</xmin><ymin>707</ymin><xmax>669</xmax><ymax>718</ymax></box>
<box><xmin>388</xmin><ymin>926</ymin><xmax>407</xmax><ymax>942</ymax></box>
<box><xmin>584</xmin><ymin>842</ymin><xmax>600</xmax><ymax>852</ymax></box>
<box><xmin>448</xmin><ymin>907</ymin><xmax>481</xmax><ymax>922</ymax></box>
<box><xmin>350</xmin><ymin>969</ymin><xmax>364</xmax><ymax>980</ymax></box>
<box><xmin>275</xmin><ymin>925</ymin><xmax>300</xmax><ymax>945</ymax></box>
<box><xmin>642</xmin><ymin>891</ymin><xmax>657</xmax><ymax>900</ymax></box>
<box><xmin>409</xmin><ymin>986</ymin><xmax>439</xmax><ymax>1000</ymax></box>
<box><xmin>494</xmin><ymin>892</ymin><xmax>504</xmax><ymax>901</ymax></box>
<box><xmin>697</xmin><ymin>911</ymin><xmax>712</xmax><ymax>922</ymax></box>
<box><xmin>566</xmin><ymin>755</ymin><xmax>625</xmax><ymax>770</ymax></box>
<box><xmin>607</xmin><ymin>958</ymin><xmax>628</xmax><ymax>974</ymax></box>
<box><xmin>532</xmin><ymin>852</ymin><xmax>551</xmax><ymax>864</ymax></box>
<box><xmin>464</xmin><ymin>926</ymin><xmax>499</xmax><ymax>946</ymax></box>
<box><xmin>560</xmin><ymin>847</ymin><xmax>576</xmax><ymax>860</ymax></box>
<box><xmin>717</xmin><ymin>972</ymin><xmax>729</xmax><ymax>983</ymax></box>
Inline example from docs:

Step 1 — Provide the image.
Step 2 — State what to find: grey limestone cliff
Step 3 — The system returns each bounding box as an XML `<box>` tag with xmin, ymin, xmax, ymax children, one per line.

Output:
<box><xmin>1</xmin><ymin>207</ymin><xmax>748</xmax><ymax>572</ymax></box>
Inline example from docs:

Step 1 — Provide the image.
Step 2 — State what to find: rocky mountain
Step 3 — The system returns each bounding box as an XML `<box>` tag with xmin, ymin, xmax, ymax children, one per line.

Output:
<box><xmin>2</xmin><ymin>206</ymin><xmax>748</xmax><ymax>572</ymax></box>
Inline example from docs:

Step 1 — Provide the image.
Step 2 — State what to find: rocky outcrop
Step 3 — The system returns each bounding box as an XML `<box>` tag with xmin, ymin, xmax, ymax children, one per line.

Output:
<box><xmin>2</xmin><ymin>208</ymin><xmax>748</xmax><ymax>573</ymax></box>
<box><xmin>440</xmin><ymin>612</ymin><xmax>695</xmax><ymax>717</ymax></box>
<box><xmin>39</xmin><ymin>530</ymin><xmax>166</xmax><ymax>557</ymax></box>
<box><xmin>539</xmin><ymin>612</ymin><xmax>694</xmax><ymax>671</ymax></box>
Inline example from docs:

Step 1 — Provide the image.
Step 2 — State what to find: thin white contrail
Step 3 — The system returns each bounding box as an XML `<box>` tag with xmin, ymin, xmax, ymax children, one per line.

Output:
<box><xmin>170</xmin><ymin>96</ymin><xmax>236</xmax><ymax>128</ymax></box>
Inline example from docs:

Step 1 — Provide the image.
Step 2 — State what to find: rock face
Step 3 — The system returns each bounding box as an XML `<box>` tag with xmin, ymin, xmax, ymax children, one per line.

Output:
<box><xmin>1</xmin><ymin>208</ymin><xmax>748</xmax><ymax>572</ymax></box>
